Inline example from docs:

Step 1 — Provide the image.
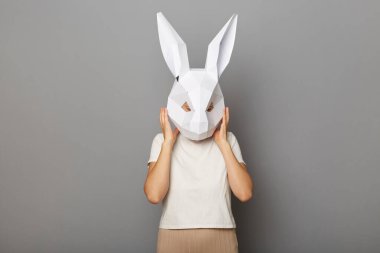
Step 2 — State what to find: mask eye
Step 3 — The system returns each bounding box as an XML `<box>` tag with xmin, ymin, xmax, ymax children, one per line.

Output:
<box><xmin>206</xmin><ymin>102</ymin><xmax>214</xmax><ymax>112</ymax></box>
<box><xmin>182</xmin><ymin>102</ymin><xmax>191</xmax><ymax>112</ymax></box>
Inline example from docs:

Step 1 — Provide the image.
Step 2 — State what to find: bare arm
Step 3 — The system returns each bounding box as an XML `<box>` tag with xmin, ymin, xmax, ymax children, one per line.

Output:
<box><xmin>144</xmin><ymin>108</ymin><xmax>179</xmax><ymax>204</ymax></box>
<box><xmin>218</xmin><ymin>142</ymin><xmax>254</xmax><ymax>202</ymax></box>
<box><xmin>213</xmin><ymin>107</ymin><xmax>254</xmax><ymax>202</ymax></box>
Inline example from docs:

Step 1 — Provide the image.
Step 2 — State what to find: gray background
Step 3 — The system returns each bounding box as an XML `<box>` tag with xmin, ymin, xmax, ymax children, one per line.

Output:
<box><xmin>0</xmin><ymin>0</ymin><xmax>379</xmax><ymax>252</ymax></box>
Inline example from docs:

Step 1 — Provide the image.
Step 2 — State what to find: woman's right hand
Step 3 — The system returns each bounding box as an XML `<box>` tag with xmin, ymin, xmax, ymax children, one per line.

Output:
<box><xmin>160</xmin><ymin>108</ymin><xmax>179</xmax><ymax>148</ymax></box>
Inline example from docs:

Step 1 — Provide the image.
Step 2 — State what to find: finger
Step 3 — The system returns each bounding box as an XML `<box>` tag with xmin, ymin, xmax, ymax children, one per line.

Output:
<box><xmin>220</xmin><ymin>120</ymin><xmax>225</xmax><ymax>134</ymax></box>
<box><xmin>217</xmin><ymin>117</ymin><xmax>222</xmax><ymax>130</ymax></box>
<box><xmin>226</xmin><ymin>107</ymin><xmax>229</xmax><ymax>130</ymax></box>
<box><xmin>159</xmin><ymin>108</ymin><xmax>162</xmax><ymax>127</ymax></box>
<box><xmin>220</xmin><ymin>121</ymin><xmax>226</xmax><ymax>134</ymax></box>
<box><xmin>160</xmin><ymin>108</ymin><xmax>164</xmax><ymax>130</ymax></box>
<box><xmin>165</xmin><ymin>108</ymin><xmax>169</xmax><ymax>123</ymax></box>
<box><xmin>221</xmin><ymin>107</ymin><xmax>226</xmax><ymax>127</ymax></box>
<box><xmin>222</xmin><ymin>108</ymin><xmax>228</xmax><ymax>133</ymax></box>
<box><xmin>164</xmin><ymin>108</ymin><xmax>170</xmax><ymax>130</ymax></box>
<box><xmin>226</xmin><ymin>107</ymin><xmax>229</xmax><ymax>125</ymax></box>
<box><xmin>173</xmin><ymin>127</ymin><xmax>179</xmax><ymax>137</ymax></box>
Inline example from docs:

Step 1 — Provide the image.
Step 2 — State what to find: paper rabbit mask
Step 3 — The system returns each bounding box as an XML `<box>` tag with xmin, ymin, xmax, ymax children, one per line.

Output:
<box><xmin>157</xmin><ymin>12</ymin><xmax>238</xmax><ymax>141</ymax></box>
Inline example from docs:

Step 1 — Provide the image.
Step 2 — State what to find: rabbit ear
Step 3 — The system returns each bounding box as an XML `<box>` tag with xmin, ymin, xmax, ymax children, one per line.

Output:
<box><xmin>205</xmin><ymin>14</ymin><xmax>238</xmax><ymax>79</ymax></box>
<box><xmin>157</xmin><ymin>12</ymin><xmax>190</xmax><ymax>77</ymax></box>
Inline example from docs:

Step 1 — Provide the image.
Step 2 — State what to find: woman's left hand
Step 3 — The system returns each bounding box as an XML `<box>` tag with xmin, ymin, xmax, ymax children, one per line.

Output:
<box><xmin>213</xmin><ymin>107</ymin><xmax>229</xmax><ymax>147</ymax></box>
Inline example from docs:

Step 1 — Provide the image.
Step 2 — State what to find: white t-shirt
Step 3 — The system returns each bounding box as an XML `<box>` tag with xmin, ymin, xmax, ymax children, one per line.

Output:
<box><xmin>147</xmin><ymin>131</ymin><xmax>246</xmax><ymax>229</ymax></box>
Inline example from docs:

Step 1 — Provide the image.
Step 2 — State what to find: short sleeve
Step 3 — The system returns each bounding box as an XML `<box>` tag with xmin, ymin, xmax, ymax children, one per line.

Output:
<box><xmin>227</xmin><ymin>132</ymin><xmax>246</xmax><ymax>165</ymax></box>
<box><xmin>147</xmin><ymin>133</ymin><xmax>164</xmax><ymax>166</ymax></box>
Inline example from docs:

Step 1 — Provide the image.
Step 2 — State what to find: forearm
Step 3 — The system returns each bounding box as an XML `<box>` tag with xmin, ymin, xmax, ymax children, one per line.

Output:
<box><xmin>218</xmin><ymin>141</ymin><xmax>253</xmax><ymax>202</ymax></box>
<box><xmin>144</xmin><ymin>141</ymin><xmax>174</xmax><ymax>204</ymax></box>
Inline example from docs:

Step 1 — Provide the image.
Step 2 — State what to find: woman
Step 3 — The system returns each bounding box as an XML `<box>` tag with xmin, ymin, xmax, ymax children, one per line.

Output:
<box><xmin>144</xmin><ymin>107</ymin><xmax>254</xmax><ymax>253</ymax></box>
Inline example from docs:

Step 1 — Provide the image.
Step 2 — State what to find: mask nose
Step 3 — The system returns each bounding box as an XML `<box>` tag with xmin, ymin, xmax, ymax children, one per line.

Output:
<box><xmin>190</xmin><ymin>111</ymin><xmax>208</xmax><ymax>133</ymax></box>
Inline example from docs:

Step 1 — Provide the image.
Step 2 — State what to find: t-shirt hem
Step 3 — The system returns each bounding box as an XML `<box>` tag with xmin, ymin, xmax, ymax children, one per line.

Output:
<box><xmin>158</xmin><ymin>223</ymin><xmax>236</xmax><ymax>229</ymax></box>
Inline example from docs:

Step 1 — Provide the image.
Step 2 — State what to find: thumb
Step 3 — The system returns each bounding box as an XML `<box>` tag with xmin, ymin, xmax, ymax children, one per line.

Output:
<box><xmin>173</xmin><ymin>128</ymin><xmax>180</xmax><ymax>137</ymax></box>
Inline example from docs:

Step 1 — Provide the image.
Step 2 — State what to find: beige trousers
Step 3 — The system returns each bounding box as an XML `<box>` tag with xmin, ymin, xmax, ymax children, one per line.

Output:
<box><xmin>156</xmin><ymin>228</ymin><xmax>239</xmax><ymax>253</ymax></box>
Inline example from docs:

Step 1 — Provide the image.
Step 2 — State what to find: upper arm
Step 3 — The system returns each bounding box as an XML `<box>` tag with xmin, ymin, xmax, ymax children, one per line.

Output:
<box><xmin>227</xmin><ymin>131</ymin><xmax>246</xmax><ymax>165</ymax></box>
<box><xmin>147</xmin><ymin>133</ymin><xmax>164</xmax><ymax>166</ymax></box>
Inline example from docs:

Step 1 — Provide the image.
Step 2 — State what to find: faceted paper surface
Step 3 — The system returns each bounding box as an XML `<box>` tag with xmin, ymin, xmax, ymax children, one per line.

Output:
<box><xmin>157</xmin><ymin>12</ymin><xmax>238</xmax><ymax>141</ymax></box>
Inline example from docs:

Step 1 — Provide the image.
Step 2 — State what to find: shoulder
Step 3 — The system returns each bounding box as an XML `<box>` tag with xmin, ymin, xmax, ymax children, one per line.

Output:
<box><xmin>227</xmin><ymin>131</ymin><xmax>238</xmax><ymax>145</ymax></box>
<box><xmin>152</xmin><ymin>133</ymin><xmax>164</xmax><ymax>143</ymax></box>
